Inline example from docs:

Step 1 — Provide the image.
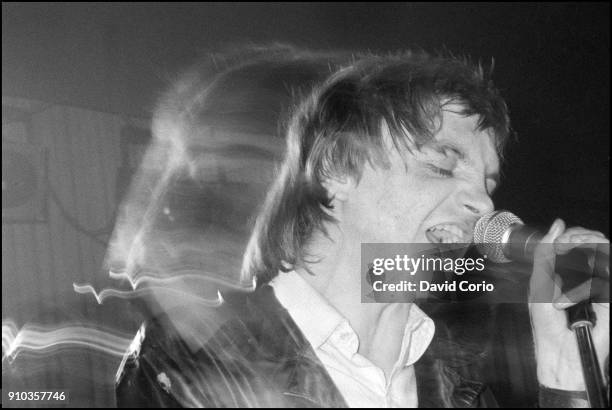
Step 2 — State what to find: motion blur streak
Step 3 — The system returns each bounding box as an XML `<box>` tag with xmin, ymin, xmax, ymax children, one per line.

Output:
<box><xmin>2</xmin><ymin>319</ymin><xmax>133</xmax><ymax>363</ymax></box>
<box><xmin>72</xmin><ymin>283</ymin><xmax>225</xmax><ymax>306</ymax></box>
<box><xmin>108</xmin><ymin>268</ymin><xmax>257</xmax><ymax>291</ymax></box>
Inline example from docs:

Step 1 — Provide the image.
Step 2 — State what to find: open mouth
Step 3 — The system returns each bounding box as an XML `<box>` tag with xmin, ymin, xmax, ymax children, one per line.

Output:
<box><xmin>425</xmin><ymin>223</ymin><xmax>471</xmax><ymax>244</ymax></box>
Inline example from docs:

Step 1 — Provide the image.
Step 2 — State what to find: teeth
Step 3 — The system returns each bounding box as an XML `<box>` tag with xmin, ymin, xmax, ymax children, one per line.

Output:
<box><xmin>426</xmin><ymin>224</ymin><xmax>466</xmax><ymax>244</ymax></box>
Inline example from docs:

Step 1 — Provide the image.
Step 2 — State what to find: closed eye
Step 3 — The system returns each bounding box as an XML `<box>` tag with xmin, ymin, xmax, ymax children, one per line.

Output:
<box><xmin>427</xmin><ymin>164</ymin><xmax>453</xmax><ymax>177</ymax></box>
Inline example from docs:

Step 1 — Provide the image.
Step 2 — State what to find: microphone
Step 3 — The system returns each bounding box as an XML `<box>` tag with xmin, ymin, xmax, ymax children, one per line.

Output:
<box><xmin>473</xmin><ymin>210</ymin><xmax>609</xmax><ymax>275</ymax></box>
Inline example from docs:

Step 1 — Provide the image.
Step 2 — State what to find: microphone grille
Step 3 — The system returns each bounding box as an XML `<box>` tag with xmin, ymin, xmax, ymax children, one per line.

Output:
<box><xmin>474</xmin><ymin>210</ymin><xmax>523</xmax><ymax>262</ymax></box>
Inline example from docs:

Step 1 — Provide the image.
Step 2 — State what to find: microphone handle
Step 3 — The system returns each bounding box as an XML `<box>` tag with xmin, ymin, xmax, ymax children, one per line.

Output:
<box><xmin>504</xmin><ymin>224</ymin><xmax>544</xmax><ymax>262</ymax></box>
<box><xmin>504</xmin><ymin>225</ymin><xmax>609</xmax><ymax>280</ymax></box>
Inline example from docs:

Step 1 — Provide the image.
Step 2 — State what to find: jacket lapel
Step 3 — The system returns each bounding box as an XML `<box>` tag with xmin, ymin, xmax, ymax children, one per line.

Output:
<box><xmin>240</xmin><ymin>285</ymin><xmax>349</xmax><ymax>407</ymax></box>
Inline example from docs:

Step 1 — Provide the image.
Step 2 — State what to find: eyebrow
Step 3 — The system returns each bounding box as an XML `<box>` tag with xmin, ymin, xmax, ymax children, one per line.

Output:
<box><xmin>429</xmin><ymin>141</ymin><xmax>466</xmax><ymax>161</ymax></box>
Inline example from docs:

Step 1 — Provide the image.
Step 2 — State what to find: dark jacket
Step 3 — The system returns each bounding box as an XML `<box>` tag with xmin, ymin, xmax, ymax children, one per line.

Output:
<box><xmin>115</xmin><ymin>284</ymin><xmax>580</xmax><ymax>407</ymax></box>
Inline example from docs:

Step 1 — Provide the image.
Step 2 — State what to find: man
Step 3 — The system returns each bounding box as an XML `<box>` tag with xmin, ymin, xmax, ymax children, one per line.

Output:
<box><xmin>116</xmin><ymin>49</ymin><xmax>609</xmax><ymax>407</ymax></box>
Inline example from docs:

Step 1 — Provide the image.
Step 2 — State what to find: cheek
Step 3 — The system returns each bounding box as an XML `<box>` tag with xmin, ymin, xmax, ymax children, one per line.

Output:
<box><xmin>385</xmin><ymin>178</ymin><xmax>453</xmax><ymax>226</ymax></box>
<box><xmin>366</xmin><ymin>178</ymin><xmax>421</xmax><ymax>233</ymax></box>
<box><xmin>343</xmin><ymin>177</ymin><xmax>397</xmax><ymax>232</ymax></box>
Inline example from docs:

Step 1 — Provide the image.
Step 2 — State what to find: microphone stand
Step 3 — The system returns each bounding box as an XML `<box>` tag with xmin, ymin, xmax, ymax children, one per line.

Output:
<box><xmin>566</xmin><ymin>301</ymin><xmax>608</xmax><ymax>408</ymax></box>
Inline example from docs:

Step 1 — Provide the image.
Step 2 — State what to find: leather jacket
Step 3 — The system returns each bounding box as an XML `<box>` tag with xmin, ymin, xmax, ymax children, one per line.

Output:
<box><xmin>115</xmin><ymin>284</ymin><xmax>581</xmax><ymax>407</ymax></box>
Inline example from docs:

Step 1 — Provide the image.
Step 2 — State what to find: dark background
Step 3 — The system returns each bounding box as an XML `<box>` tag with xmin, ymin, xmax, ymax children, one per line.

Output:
<box><xmin>3</xmin><ymin>2</ymin><xmax>610</xmax><ymax>234</ymax></box>
<box><xmin>2</xmin><ymin>3</ymin><xmax>609</xmax><ymax>408</ymax></box>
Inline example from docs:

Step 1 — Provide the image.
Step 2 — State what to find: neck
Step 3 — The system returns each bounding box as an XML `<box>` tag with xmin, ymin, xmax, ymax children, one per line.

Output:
<box><xmin>296</xmin><ymin>225</ymin><xmax>412</xmax><ymax>370</ymax></box>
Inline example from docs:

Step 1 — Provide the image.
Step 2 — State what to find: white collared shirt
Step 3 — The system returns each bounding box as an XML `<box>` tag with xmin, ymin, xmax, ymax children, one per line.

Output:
<box><xmin>269</xmin><ymin>271</ymin><xmax>435</xmax><ymax>408</ymax></box>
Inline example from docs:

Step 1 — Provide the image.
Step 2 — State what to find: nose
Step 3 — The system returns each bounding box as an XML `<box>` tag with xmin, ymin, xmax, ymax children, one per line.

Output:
<box><xmin>457</xmin><ymin>186</ymin><xmax>494</xmax><ymax>216</ymax></box>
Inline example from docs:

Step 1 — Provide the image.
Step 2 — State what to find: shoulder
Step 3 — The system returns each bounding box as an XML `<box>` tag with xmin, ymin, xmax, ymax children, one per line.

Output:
<box><xmin>115</xmin><ymin>285</ymin><xmax>303</xmax><ymax>407</ymax></box>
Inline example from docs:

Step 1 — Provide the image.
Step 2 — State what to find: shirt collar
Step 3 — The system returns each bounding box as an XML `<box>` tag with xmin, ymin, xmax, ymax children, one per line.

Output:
<box><xmin>269</xmin><ymin>270</ymin><xmax>435</xmax><ymax>368</ymax></box>
<box><xmin>270</xmin><ymin>270</ymin><xmax>346</xmax><ymax>349</ymax></box>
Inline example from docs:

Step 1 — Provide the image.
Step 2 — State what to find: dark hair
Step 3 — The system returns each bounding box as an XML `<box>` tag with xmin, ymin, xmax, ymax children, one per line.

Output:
<box><xmin>242</xmin><ymin>50</ymin><xmax>512</xmax><ymax>284</ymax></box>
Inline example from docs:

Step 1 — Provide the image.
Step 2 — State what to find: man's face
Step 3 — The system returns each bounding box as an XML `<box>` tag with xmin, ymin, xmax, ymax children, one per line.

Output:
<box><xmin>339</xmin><ymin>106</ymin><xmax>500</xmax><ymax>246</ymax></box>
